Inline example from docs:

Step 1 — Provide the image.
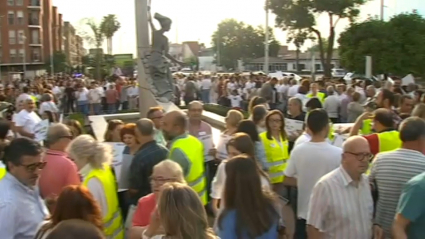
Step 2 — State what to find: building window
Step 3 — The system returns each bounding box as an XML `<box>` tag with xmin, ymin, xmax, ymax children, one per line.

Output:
<box><xmin>17</xmin><ymin>30</ymin><xmax>25</xmax><ymax>44</ymax></box>
<box><xmin>17</xmin><ymin>11</ymin><xmax>24</xmax><ymax>25</ymax></box>
<box><xmin>18</xmin><ymin>49</ymin><xmax>24</xmax><ymax>62</ymax></box>
<box><xmin>8</xmin><ymin>0</ymin><xmax>14</xmax><ymax>6</ymax></box>
<box><xmin>31</xmin><ymin>30</ymin><xmax>39</xmax><ymax>44</ymax></box>
<box><xmin>10</xmin><ymin>49</ymin><xmax>17</xmax><ymax>63</ymax></box>
<box><xmin>16</xmin><ymin>0</ymin><xmax>24</xmax><ymax>5</ymax></box>
<box><xmin>8</xmin><ymin>11</ymin><xmax>15</xmax><ymax>25</ymax></box>
<box><xmin>32</xmin><ymin>48</ymin><xmax>41</xmax><ymax>61</ymax></box>
<box><xmin>9</xmin><ymin>30</ymin><xmax>16</xmax><ymax>45</ymax></box>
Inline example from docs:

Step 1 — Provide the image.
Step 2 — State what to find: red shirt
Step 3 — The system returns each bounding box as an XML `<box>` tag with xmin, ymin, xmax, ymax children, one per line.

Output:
<box><xmin>39</xmin><ymin>149</ymin><xmax>81</xmax><ymax>199</ymax></box>
<box><xmin>105</xmin><ymin>89</ymin><xmax>118</xmax><ymax>104</ymax></box>
<box><xmin>363</xmin><ymin>133</ymin><xmax>380</xmax><ymax>156</ymax></box>
<box><xmin>132</xmin><ymin>193</ymin><xmax>156</xmax><ymax>227</ymax></box>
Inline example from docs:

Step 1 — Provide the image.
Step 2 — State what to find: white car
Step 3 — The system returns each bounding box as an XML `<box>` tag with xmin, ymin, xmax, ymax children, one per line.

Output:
<box><xmin>331</xmin><ymin>68</ymin><xmax>347</xmax><ymax>78</ymax></box>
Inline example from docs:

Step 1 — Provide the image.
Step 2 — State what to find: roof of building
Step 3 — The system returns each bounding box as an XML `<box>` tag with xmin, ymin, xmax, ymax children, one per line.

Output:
<box><xmin>248</xmin><ymin>49</ymin><xmax>340</xmax><ymax>64</ymax></box>
<box><xmin>183</xmin><ymin>41</ymin><xmax>200</xmax><ymax>57</ymax></box>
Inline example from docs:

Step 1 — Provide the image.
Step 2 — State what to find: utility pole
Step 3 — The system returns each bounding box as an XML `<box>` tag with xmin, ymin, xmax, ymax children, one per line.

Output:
<box><xmin>380</xmin><ymin>0</ymin><xmax>384</xmax><ymax>21</ymax></box>
<box><xmin>21</xmin><ymin>33</ymin><xmax>27</xmax><ymax>79</ymax></box>
<box><xmin>263</xmin><ymin>0</ymin><xmax>269</xmax><ymax>74</ymax></box>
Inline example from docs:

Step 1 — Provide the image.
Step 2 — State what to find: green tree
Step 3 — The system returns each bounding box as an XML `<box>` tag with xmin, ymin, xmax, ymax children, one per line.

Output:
<box><xmin>307</xmin><ymin>38</ymin><xmax>329</xmax><ymax>53</ymax></box>
<box><xmin>184</xmin><ymin>56</ymin><xmax>198</xmax><ymax>70</ymax></box>
<box><xmin>100</xmin><ymin>14</ymin><xmax>121</xmax><ymax>55</ymax></box>
<box><xmin>338</xmin><ymin>13</ymin><xmax>425</xmax><ymax>76</ymax></box>
<box><xmin>268</xmin><ymin>0</ymin><xmax>367</xmax><ymax>77</ymax></box>
<box><xmin>211</xmin><ymin>19</ymin><xmax>280</xmax><ymax>70</ymax></box>
<box><xmin>45</xmin><ymin>51</ymin><xmax>67</xmax><ymax>73</ymax></box>
<box><xmin>80</xmin><ymin>18</ymin><xmax>104</xmax><ymax>79</ymax></box>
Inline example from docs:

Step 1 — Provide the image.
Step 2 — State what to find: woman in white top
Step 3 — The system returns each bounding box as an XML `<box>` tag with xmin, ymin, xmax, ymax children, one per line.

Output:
<box><xmin>142</xmin><ymin>183</ymin><xmax>218</xmax><ymax>239</ymax></box>
<box><xmin>211</xmin><ymin>133</ymin><xmax>270</xmax><ymax>215</ymax></box>
<box><xmin>39</xmin><ymin>93</ymin><xmax>59</xmax><ymax>117</ymax></box>
<box><xmin>215</xmin><ymin>110</ymin><xmax>243</xmax><ymax>160</ymax></box>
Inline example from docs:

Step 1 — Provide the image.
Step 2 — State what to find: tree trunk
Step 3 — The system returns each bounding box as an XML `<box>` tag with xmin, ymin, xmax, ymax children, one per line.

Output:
<box><xmin>325</xmin><ymin>27</ymin><xmax>336</xmax><ymax>78</ymax></box>
<box><xmin>109</xmin><ymin>38</ymin><xmax>113</xmax><ymax>55</ymax></box>
<box><xmin>311</xmin><ymin>28</ymin><xmax>326</xmax><ymax>78</ymax></box>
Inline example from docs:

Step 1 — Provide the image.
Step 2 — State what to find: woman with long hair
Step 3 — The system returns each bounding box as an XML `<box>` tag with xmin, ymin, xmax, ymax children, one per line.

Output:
<box><xmin>67</xmin><ymin>135</ymin><xmax>124</xmax><ymax>239</ymax></box>
<box><xmin>65</xmin><ymin>119</ymin><xmax>84</xmax><ymax>138</ymax></box>
<box><xmin>215</xmin><ymin>110</ymin><xmax>243</xmax><ymax>160</ymax></box>
<box><xmin>248</xmin><ymin>96</ymin><xmax>268</xmax><ymax>116</ymax></box>
<box><xmin>260</xmin><ymin>110</ymin><xmax>289</xmax><ymax>196</ymax></box>
<box><xmin>236</xmin><ymin>120</ymin><xmax>267</xmax><ymax>171</ymax></box>
<box><xmin>217</xmin><ymin>154</ymin><xmax>281</xmax><ymax>238</ymax></box>
<box><xmin>34</xmin><ymin>185</ymin><xmax>103</xmax><ymax>239</ymax></box>
<box><xmin>211</xmin><ymin>133</ymin><xmax>270</xmax><ymax>215</ymax></box>
<box><xmin>104</xmin><ymin>119</ymin><xmax>124</xmax><ymax>142</ymax></box>
<box><xmin>252</xmin><ymin>105</ymin><xmax>268</xmax><ymax>133</ymax></box>
<box><xmin>142</xmin><ymin>183</ymin><xmax>217</xmax><ymax>239</ymax></box>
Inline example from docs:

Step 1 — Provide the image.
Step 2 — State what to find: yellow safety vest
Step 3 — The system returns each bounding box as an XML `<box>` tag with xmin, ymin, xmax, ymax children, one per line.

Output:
<box><xmin>83</xmin><ymin>165</ymin><xmax>124</xmax><ymax>239</ymax></box>
<box><xmin>307</xmin><ymin>92</ymin><xmax>326</xmax><ymax>103</ymax></box>
<box><xmin>0</xmin><ymin>168</ymin><xmax>5</xmax><ymax>180</ymax></box>
<box><xmin>361</xmin><ymin>119</ymin><xmax>373</xmax><ymax>135</ymax></box>
<box><xmin>366</xmin><ymin>130</ymin><xmax>401</xmax><ymax>175</ymax></box>
<box><xmin>169</xmin><ymin>135</ymin><xmax>207</xmax><ymax>205</ymax></box>
<box><xmin>378</xmin><ymin>130</ymin><xmax>401</xmax><ymax>152</ymax></box>
<box><xmin>259</xmin><ymin>132</ymin><xmax>289</xmax><ymax>184</ymax></box>
<box><xmin>328</xmin><ymin>122</ymin><xmax>335</xmax><ymax>141</ymax></box>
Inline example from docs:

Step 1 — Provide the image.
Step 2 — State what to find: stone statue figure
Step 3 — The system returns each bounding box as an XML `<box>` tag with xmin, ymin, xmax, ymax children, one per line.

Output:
<box><xmin>146</xmin><ymin>11</ymin><xmax>184</xmax><ymax>103</ymax></box>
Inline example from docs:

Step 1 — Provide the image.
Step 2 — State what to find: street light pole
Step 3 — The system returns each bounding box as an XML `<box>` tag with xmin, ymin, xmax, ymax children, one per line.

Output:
<box><xmin>264</xmin><ymin>0</ymin><xmax>269</xmax><ymax>74</ymax></box>
<box><xmin>380</xmin><ymin>0</ymin><xmax>384</xmax><ymax>21</ymax></box>
<box><xmin>21</xmin><ymin>33</ymin><xmax>27</xmax><ymax>79</ymax></box>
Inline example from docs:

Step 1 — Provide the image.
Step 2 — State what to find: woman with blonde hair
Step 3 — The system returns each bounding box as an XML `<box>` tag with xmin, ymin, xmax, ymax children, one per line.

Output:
<box><xmin>412</xmin><ymin>103</ymin><xmax>425</xmax><ymax>119</ymax></box>
<box><xmin>66</xmin><ymin>135</ymin><xmax>124</xmax><ymax>239</ymax></box>
<box><xmin>129</xmin><ymin>160</ymin><xmax>186</xmax><ymax>239</ymax></box>
<box><xmin>215</xmin><ymin>109</ymin><xmax>244</xmax><ymax>160</ymax></box>
<box><xmin>142</xmin><ymin>183</ymin><xmax>217</xmax><ymax>239</ymax></box>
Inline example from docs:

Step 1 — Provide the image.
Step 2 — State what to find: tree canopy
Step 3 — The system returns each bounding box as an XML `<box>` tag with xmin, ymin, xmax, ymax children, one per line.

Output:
<box><xmin>211</xmin><ymin>19</ymin><xmax>280</xmax><ymax>70</ymax></box>
<box><xmin>338</xmin><ymin>12</ymin><xmax>425</xmax><ymax>77</ymax></box>
<box><xmin>45</xmin><ymin>51</ymin><xmax>67</xmax><ymax>73</ymax></box>
<box><xmin>268</xmin><ymin>0</ymin><xmax>367</xmax><ymax>76</ymax></box>
<box><xmin>100</xmin><ymin>14</ymin><xmax>121</xmax><ymax>55</ymax></box>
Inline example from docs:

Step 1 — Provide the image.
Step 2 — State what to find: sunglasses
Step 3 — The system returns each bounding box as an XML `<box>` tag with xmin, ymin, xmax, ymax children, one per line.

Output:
<box><xmin>19</xmin><ymin>161</ymin><xmax>47</xmax><ymax>172</ymax></box>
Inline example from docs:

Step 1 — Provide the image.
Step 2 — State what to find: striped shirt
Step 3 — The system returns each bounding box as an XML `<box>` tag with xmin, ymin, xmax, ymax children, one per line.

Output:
<box><xmin>307</xmin><ymin>166</ymin><xmax>373</xmax><ymax>239</ymax></box>
<box><xmin>369</xmin><ymin>148</ymin><xmax>425</xmax><ymax>237</ymax></box>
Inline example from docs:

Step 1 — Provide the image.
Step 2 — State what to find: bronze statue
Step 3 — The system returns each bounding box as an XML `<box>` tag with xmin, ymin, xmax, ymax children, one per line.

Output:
<box><xmin>146</xmin><ymin>10</ymin><xmax>184</xmax><ymax>103</ymax></box>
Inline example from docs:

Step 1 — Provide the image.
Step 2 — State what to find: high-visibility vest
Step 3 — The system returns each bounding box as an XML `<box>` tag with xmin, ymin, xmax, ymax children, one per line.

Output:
<box><xmin>361</xmin><ymin>119</ymin><xmax>373</xmax><ymax>135</ymax></box>
<box><xmin>366</xmin><ymin>130</ymin><xmax>401</xmax><ymax>175</ymax></box>
<box><xmin>307</xmin><ymin>92</ymin><xmax>326</xmax><ymax>103</ymax></box>
<box><xmin>377</xmin><ymin>130</ymin><xmax>401</xmax><ymax>152</ymax></box>
<box><xmin>329</xmin><ymin>122</ymin><xmax>335</xmax><ymax>141</ymax></box>
<box><xmin>259</xmin><ymin>132</ymin><xmax>289</xmax><ymax>184</ymax></box>
<box><xmin>169</xmin><ymin>135</ymin><xmax>207</xmax><ymax>205</ymax></box>
<box><xmin>0</xmin><ymin>168</ymin><xmax>5</xmax><ymax>180</ymax></box>
<box><xmin>83</xmin><ymin>165</ymin><xmax>124</xmax><ymax>239</ymax></box>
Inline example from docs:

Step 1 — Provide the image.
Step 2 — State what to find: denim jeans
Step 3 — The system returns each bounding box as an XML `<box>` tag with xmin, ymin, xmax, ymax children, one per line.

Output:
<box><xmin>91</xmin><ymin>103</ymin><xmax>101</xmax><ymax>115</ymax></box>
<box><xmin>77</xmin><ymin>101</ymin><xmax>89</xmax><ymax>115</ymax></box>
<box><xmin>201</xmin><ymin>89</ymin><xmax>210</xmax><ymax>103</ymax></box>
<box><xmin>108</xmin><ymin>103</ymin><xmax>116</xmax><ymax>114</ymax></box>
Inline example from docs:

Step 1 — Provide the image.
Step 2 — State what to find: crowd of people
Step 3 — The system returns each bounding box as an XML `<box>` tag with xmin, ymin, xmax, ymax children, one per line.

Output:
<box><xmin>0</xmin><ymin>72</ymin><xmax>425</xmax><ymax>239</ymax></box>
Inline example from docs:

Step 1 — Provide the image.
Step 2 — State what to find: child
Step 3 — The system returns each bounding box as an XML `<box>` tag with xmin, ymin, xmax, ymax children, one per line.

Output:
<box><xmin>228</xmin><ymin>89</ymin><xmax>242</xmax><ymax>109</ymax></box>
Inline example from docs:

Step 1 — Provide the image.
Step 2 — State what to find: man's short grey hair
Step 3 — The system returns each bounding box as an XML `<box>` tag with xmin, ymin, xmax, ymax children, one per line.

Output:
<box><xmin>46</xmin><ymin>123</ymin><xmax>71</xmax><ymax>147</ymax></box>
<box><xmin>41</xmin><ymin>93</ymin><xmax>52</xmax><ymax>102</ymax></box>
<box><xmin>136</xmin><ymin>118</ymin><xmax>154</xmax><ymax>136</ymax></box>
<box><xmin>327</xmin><ymin>86</ymin><xmax>334</xmax><ymax>95</ymax></box>
<box><xmin>188</xmin><ymin>101</ymin><xmax>203</xmax><ymax>110</ymax></box>
<box><xmin>399</xmin><ymin>117</ymin><xmax>425</xmax><ymax>142</ymax></box>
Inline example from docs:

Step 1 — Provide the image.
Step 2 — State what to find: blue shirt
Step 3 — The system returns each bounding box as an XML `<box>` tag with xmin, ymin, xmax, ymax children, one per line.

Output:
<box><xmin>0</xmin><ymin>173</ymin><xmax>49</xmax><ymax>239</ymax></box>
<box><xmin>396</xmin><ymin>172</ymin><xmax>425</xmax><ymax>239</ymax></box>
<box><xmin>217</xmin><ymin>210</ymin><xmax>279</xmax><ymax>239</ymax></box>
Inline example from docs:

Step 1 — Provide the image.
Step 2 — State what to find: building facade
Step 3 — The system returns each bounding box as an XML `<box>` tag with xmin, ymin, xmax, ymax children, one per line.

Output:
<box><xmin>63</xmin><ymin>21</ymin><xmax>78</xmax><ymax>67</ymax></box>
<box><xmin>0</xmin><ymin>0</ymin><xmax>64</xmax><ymax>79</ymax></box>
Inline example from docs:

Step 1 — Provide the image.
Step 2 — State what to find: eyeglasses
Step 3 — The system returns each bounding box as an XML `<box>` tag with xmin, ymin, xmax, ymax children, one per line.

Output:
<box><xmin>346</xmin><ymin>152</ymin><xmax>373</xmax><ymax>162</ymax></box>
<box><xmin>19</xmin><ymin>161</ymin><xmax>47</xmax><ymax>172</ymax></box>
<box><xmin>149</xmin><ymin>176</ymin><xmax>176</xmax><ymax>184</ymax></box>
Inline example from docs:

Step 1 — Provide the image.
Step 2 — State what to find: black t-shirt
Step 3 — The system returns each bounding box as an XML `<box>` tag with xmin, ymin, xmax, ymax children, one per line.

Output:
<box><xmin>64</xmin><ymin>87</ymin><xmax>75</xmax><ymax>100</ymax></box>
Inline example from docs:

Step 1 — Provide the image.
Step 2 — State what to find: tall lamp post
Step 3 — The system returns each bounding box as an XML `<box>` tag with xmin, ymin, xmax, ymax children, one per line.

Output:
<box><xmin>263</xmin><ymin>0</ymin><xmax>269</xmax><ymax>74</ymax></box>
<box><xmin>20</xmin><ymin>33</ymin><xmax>27</xmax><ymax>79</ymax></box>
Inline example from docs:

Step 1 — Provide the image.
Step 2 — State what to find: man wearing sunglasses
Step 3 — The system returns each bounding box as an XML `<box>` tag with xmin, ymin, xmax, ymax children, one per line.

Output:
<box><xmin>0</xmin><ymin>138</ymin><xmax>48</xmax><ymax>239</ymax></box>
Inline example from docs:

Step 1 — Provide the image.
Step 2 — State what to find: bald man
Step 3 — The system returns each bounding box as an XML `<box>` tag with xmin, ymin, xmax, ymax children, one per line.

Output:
<box><xmin>162</xmin><ymin>110</ymin><xmax>207</xmax><ymax>205</ymax></box>
<box><xmin>307</xmin><ymin>136</ymin><xmax>375</xmax><ymax>239</ymax></box>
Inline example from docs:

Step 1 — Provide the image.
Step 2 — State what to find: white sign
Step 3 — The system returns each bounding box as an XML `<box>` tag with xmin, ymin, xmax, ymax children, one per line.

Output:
<box><xmin>104</xmin><ymin>142</ymin><xmax>126</xmax><ymax>189</ymax></box>
<box><xmin>199</xmin><ymin>134</ymin><xmax>214</xmax><ymax>162</ymax></box>
<box><xmin>285</xmin><ymin>118</ymin><xmax>304</xmax><ymax>137</ymax></box>
<box><xmin>332</xmin><ymin>134</ymin><xmax>349</xmax><ymax>148</ymax></box>
<box><xmin>402</xmin><ymin>74</ymin><xmax>415</xmax><ymax>86</ymax></box>
<box><xmin>34</xmin><ymin>119</ymin><xmax>49</xmax><ymax>142</ymax></box>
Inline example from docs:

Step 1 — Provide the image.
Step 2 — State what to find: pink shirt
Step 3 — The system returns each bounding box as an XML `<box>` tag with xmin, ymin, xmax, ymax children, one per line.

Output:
<box><xmin>105</xmin><ymin>89</ymin><xmax>118</xmax><ymax>104</ymax></box>
<box><xmin>132</xmin><ymin>193</ymin><xmax>156</xmax><ymax>227</ymax></box>
<box><xmin>39</xmin><ymin>149</ymin><xmax>81</xmax><ymax>199</ymax></box>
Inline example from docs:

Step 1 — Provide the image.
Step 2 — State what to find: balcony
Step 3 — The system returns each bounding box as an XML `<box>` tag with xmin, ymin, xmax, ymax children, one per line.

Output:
<box><xmin>28</xmin><ymin>19</ymin><xmax>41</xmax><ymax>27</ymax></box>
<box><xmin>29</xmin><ymin>39</ymin><xmax>42</xmax><ymax>46</ymax></box>
<box><xmin>28</xmin><ymin>0</ymin><xmax>41</xmax><ymax>9</ymax></box>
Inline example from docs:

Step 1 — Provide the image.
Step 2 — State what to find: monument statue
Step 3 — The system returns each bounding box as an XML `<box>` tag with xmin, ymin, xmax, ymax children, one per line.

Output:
<box><xmin>144</xmin><ymin>9</ymin><xmax>184</xmax><ymax>103</ymax></box>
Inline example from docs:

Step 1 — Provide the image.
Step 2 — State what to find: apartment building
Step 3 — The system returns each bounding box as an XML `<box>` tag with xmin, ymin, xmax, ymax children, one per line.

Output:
<box><xmin>0</xmin><ymin>0</ymin><xmax>68</xmax><ymax>78</ymax></box>
<box><xmin>63</xmin><ymin>21</ymin><xmax>79</xmax><ymax>67</ymax></box>
<box><xmin>75</xmin><ymin>35</ymin><xmax>86</xmax><ymax>65</ymax></box>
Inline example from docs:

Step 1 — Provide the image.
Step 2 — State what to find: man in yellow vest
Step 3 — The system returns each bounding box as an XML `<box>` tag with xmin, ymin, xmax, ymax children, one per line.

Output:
<box><xmin>162</xmin><ymin>110</ymin><xmax>208</xmax><ymax>205</ymax></box>
<box><xmin>350</xmin><ymin>108</ymin><xmax>401</xmax><ymax>156</ymax></box>
<box><xmin>306</xmin><ymin>83</ymin><xmax>326</xmax><ymax>104</ymax></box>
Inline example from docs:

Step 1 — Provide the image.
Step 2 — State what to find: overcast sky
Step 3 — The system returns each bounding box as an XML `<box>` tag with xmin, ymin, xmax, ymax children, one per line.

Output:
<box><xmin>53</xmin><ymin>0</ymin><xmax>424</xmax><ymax>54</ymax></box>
